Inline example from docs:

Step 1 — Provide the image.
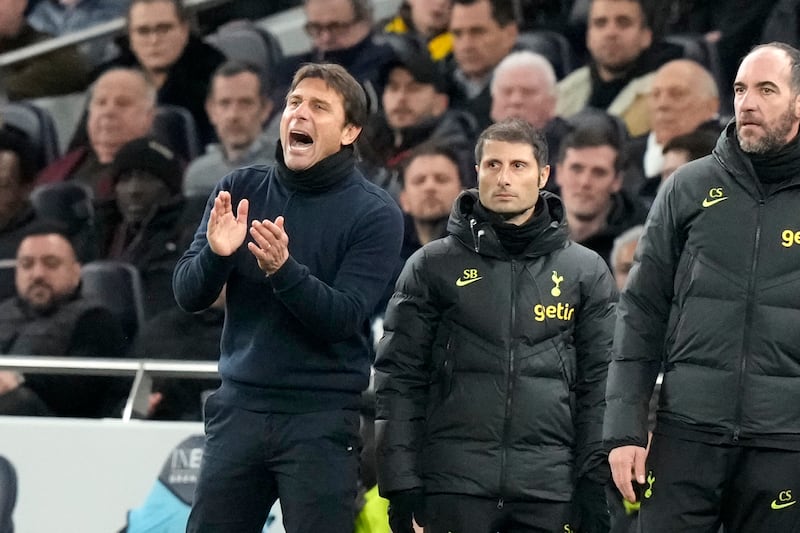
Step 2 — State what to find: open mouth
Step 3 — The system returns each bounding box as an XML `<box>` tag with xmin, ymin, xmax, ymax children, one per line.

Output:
<box><xmin>289</xmin><ymin>130</ymin><xmax>314</xmax><ymax>149</ymax></box>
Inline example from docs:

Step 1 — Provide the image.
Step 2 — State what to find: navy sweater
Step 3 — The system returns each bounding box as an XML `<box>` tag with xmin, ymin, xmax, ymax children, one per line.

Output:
<box><xmin>173</xmin><ymin>150</ymin><xmax>404</xmax><ymax>413</ymax></box>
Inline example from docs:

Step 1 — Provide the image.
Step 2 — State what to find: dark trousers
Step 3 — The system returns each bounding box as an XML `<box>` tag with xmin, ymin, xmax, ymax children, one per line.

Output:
<box><xmin>186</xmin><ymin>392</ymin><xmax>361</xmax><ymax>533</ymax></box>
<box><xmin>424</xmin><ymin>493</ymin><xmax>573</xmax><ymax>533</ymax></box>
<box><xmin>638</xmin><ymin>433</ymin><xmax>800</xmax><ymax>532</ymax></box>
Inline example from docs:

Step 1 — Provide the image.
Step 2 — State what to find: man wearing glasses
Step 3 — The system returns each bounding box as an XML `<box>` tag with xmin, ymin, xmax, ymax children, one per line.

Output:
<box><xmin>98</xmin><ymin>0</ymin><xmax>225</xmax><ymax>145</ymax></box>
<box><xmin>273</xmin><ymin>0</ymin><xmax>396</xmax><ymax>107</ymax></box>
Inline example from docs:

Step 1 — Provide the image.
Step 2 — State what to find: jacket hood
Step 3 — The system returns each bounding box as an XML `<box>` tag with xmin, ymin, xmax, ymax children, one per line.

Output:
<box><xmin>446</xmin><ymin>189</ymin><xmax>568</xmax><ymax>258</ymax></box>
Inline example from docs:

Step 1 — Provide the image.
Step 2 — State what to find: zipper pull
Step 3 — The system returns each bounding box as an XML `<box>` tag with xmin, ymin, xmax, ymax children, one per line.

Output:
<box><xmin>497</xmin><ymin>497</ymin><xmax>504</xmax><ymax>509</ymax></box>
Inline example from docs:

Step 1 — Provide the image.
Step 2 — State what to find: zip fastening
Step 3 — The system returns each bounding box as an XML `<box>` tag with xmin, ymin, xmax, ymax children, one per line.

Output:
<box><xmin>498</xmin><ymin>261</ymin><xmax>517</xmax><ymax>504</ymax></box>
<box><xmin>733</xmin><ymin>199</ymin><xmax>765</xmax><ymax>442</ymax></box>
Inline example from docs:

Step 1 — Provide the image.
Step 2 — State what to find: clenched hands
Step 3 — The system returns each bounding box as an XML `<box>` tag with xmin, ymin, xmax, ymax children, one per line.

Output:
<box><xmin>208</xmin><ymin>191</ymin><xmax>249</xmax><ymax>257</ymax></box>
<box><xmin>248</xmin><ymin>216</ymin><xmax>289</xmax><ymax>276</ymax></box>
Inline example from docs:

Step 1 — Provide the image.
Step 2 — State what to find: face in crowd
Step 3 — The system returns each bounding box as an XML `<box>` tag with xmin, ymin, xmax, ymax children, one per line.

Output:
<box><xmin>400</xmin><ymin>153</ymin><xmax>462</xmax><ymax>223</ymax></box>
<box><xmin>128</xmin><ymin>0</ymin><xmax>190</xmax><ymax>76</ymax></box>
<box><xmin>88</xmin><ymin>70</ymin><xmax>155</xmax><ymax>164</ymax></box>
<box><xmin>303</xmin><ymin>0</ymin><xmax>371</xmax><ymax>53</ymax></box>
<box><xmin>16</xmin><ymin>233</ymin><xmax>82</xmax><ymax>313</ymax></box>
<box><xmin>207</xmin><ymin>71</ymin><xmax>273</xmax><ymax>155</ymax></box>
<box><xmin>587</xmin><ymin>0</ymin><xmax>652</xmax><ymax>79</ymax></box>
<box><xmin>382</xmin><ymin>66</ymin><xmax>448</xmax><ymax>130</ymax></box>
<box><xmin>556</xmin><ymin>144</ymin><xmax>621</xmax><ymax>221</ymax></box>
<box><xmin>450</xmin><ymin>0</ymin><xmax>518</xmax><ymax>81</ymax></box>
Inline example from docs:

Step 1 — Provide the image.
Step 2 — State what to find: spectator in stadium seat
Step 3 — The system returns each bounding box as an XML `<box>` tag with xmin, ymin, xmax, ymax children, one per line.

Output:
<box><xmin>36</xmin><ymin>68</ymin><xmax>156</xmax><ymax>200</ymax></box>
<box><xmin>624</xmin><ymin>59</ymin><xmax>722</xmax><ymax>195</ymax></box>
<box><xmin>555</xmin><ymin>117</ymin><xmax>648</xmax><ymax>265</ymax></box>
<box><xmin>360</xmin><ymin>39</ymin><xmax>477</xmax><ymax>196</ymax></box>
<box><xmin>183</xmin><ymin>61</ymin><xmax>275</xmax><ymax>199</ymax></box>
<box><xmin>0</xmin><ymin>0</ymin><xmax>90</xmax><ymax>100</ymax></box>
<box><xmin>95</xmin><ymin>137</ymin><xmax>198</xmax><ymax>318</ymax></box>
<box><xmin>0</xmin><ymin>126</ymin><xmax>39</xmax><ymax>302</ymax></box>
<box><xmin>556</xmin><ymin>0</ymin><xmax>683</xmax><ymax>137</ymax></box>
<box><xmin>382</xmin><ymin>0</ymin><xmax>454</xmax><ymax>61</ymax></box>
<box><xmin>443</xmin><ymin>0</ymin><xmax>519</xmax><ymax>131</ymax></box>
<box><xmin>274</xmin><ymin>0</ymin><xmax>396</xmax><ymax>106</ymax></box>
<box><xmin>0</xmin><ymin>221</ymin><xmax>127</xmax><ymax>418</ymax></box>
<box><xmin>27</xmin><ymin>0</ymin><xmax>129</xmax><ymax>66</ymax></box>
<box><xmin>97</xmin><ymin>0</ymin><xmax>226</xmax><ymax>146</ymax></box>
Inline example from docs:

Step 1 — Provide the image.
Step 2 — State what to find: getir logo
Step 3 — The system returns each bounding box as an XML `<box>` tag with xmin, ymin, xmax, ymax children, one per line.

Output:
<box><xmin>781</xmin><ymin>229</ymin><xmax>800</xmax><ymax>248</ymax></box>
<box><xmin>534</xmin><ymin>271</ymin><xmax>574</xmax><ymax>322</ymax></box>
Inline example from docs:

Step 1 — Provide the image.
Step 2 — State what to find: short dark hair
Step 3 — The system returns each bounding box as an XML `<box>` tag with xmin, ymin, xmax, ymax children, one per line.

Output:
<box><xmin>128</xmin><ymin>0</ymin><xmax>189</xmax><ymax>23</ymax></box>
<box><xmin>20</xmin><ymin>220</ymin><xmax>77</xmax><ymax>255</ymax></box>
<box><xmin>210</xmin><ymin>60</ymin><xmax>270</xmax><ymax>98</ymax></box>
<box><xmin>591</xmin><ymin>0</ymin><xmax>651</xmax><ymax>29</ymax></box>
<box><xmin>453</xmin><ymin>0</ymin><xmax>518</xmax><ymax>27</ymax></box>
<box><xmin>0</xmin><ymin>126</ymin><xmax>37</xmax><ymax>185</ymax></box>
<box><xmin>474</xmin><ymin>119</ymin><xmax>548</xmax><ymax>170</ymax></box>
<box><xmin>558</xmin><ymin>113</ymin><xmax>625</xmax><ymax>172</ymax></box>
<box><xmin>662</xmin><ymin>129</ymin><xmax>718</xmax><ymax>161</ymax></box>
<box><xmin>289</xmin><ymin>63</ymin><xmax>368</xmax><ymax>127</ymax></box>
<box><xmin>400</xmin><ymin>141</ymin><xmax>465</xmax><ymax>188</ymax></box>
<box><xmin>749</xmin><ymin>42</ymin><xmax>800</xmax><ymax>95</ymax></box>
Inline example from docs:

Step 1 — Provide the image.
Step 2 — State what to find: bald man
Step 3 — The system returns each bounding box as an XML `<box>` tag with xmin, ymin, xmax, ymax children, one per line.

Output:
<box><xmin>624</xmin><ymin>59</ymin><xmax>723</xmax><ymax>195</ymax></box>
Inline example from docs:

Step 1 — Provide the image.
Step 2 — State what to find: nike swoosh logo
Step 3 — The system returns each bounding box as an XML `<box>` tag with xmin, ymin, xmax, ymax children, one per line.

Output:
<box><xmin>455</xmin><ymin>276</ymin><xmax>482</xmax><ymax>287</ymax></box>
<box><xmin>702</xmin><ymin>196</ymin><xmax>728</xmax><ymax>207</ymax></box>
<box><xmin>771</xmin><ymin>500</ymin><xmax>797</xmax><ymax>510</ymax></box>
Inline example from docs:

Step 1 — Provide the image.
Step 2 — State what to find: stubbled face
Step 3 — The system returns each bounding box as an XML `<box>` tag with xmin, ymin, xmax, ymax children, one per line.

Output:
<box><xmin>556</xmin><ymin>145</ymin><xmax>621</xmax><ymax>220</ymax></box>
<box><xmin>477</xmin><ymin>140</ymin><xmax>549</xmax><ymax>226</ymax></box>
<box><xmin>587</xmin><ymin>0</ymin><xmax>652</xmax><ymax>77</ymax></box>
<box><xmin>407</xmin><ymin>0</ymin><xmax>452</xmax><ymax>37</ymax></box>
<box><xmin>734</xmin><ymin>47</ymin><xmax>800</xmax><ymax>154</ymax></box>
<box><xmin>382</xmin><ymin>67</ymin><xmax>446</xmax><ymax>129</ymax></box>
<box><xmin>207</xmin><ymin>72</ymin><xmax>272</xmax><ymax>154</ymax></box>
<box><xmin>613</xmin><ymin>238</ymin><xmax>638</xmax><ymax>290</ymax></box>
<box><xmin>0</xmin><ymin>151</ymin><xmax>28</xmax><ymax>230</ymax></box>
<box><xmin>450</xmin><ymin>0</ymin><xmax>518</xmax><ymax>80</ymax></box>
<box><xmin>400</xmin><ymin>154</ymin><xmax>462</xmax><ymax>222</ymax></box>
<box><xmin>115</xmin><ymin>170</ymin><xmax>172</xmax><ymax>225</ymax></box>
<box><xmin>15</xmin><ymin>234</ymin><xmax>82</xmax><ymax>312</ymax></box>
<box><xmin>304</xmin><ymin>0</ymin><xmax>371</xmax><ymax>53</ymax></box>
<box><xmin>279</xmin><ymin>77</ymin><xmax>361</xmax><ymax>171</ymax></box>
<box><xmin>490</xmin><ymin>64</ymin><xmax>556</xmax><ymax>128</ymax></box>
<box><xmin>88</xmin><ymin>70</ymin><xmax>155</xmax><ymax>163</ymax></box>
<box><xmin>128</xmin><ymin>0</ymin><xmax>190</xmax><ymax>74</ymax></box>
<box><xmin>650</xmin><ymin>61</ymin><xmax>719</xmax><ymax>144</ymax></box>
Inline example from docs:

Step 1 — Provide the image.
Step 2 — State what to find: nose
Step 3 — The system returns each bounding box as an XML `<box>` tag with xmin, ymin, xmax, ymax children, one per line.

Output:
<box><xmin>496</xmin><ymin>165</ymin><xmax>512</xmax><ymax>185</ymax></box>
<box><xmin>736</xmin><ymin>89</ymin><xmax>757</xmax><ymax>112</ymax></box>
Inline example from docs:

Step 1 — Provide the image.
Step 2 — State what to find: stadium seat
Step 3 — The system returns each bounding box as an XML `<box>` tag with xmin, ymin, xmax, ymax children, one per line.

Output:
<box><xmin>516</xmin><ymin>30</ymin><xmax>576</xmax><ymax>80</ymax></box>
<box><xmin>0</xmin><ymin>101</ymin><xmax>60</xmax><ymax>172</ymax></box>
<box><xmin>152</xmin><ymin>105</ymin><xmax>201</xmax><ymax>163</ymax></box>
<box><xmin>81</xmin><ymin>260</ymin><xmax>145</xmax><ymax>342</ymax></box>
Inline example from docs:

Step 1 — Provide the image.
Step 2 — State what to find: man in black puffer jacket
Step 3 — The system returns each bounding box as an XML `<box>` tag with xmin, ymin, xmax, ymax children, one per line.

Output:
<box><xmin>605</xmin><ymin>42</ymin><xmax>800</xmax><ymax>532</ymax></box>
<box><xmin>375</xmin><ymin>119</ymin><xmax>618</xmax><ymax>533</ymax></box>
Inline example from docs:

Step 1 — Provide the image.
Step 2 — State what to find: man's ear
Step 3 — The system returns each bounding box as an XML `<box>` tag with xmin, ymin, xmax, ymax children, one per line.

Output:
<box><xmin>611</xmin><ymin>171</ymin><xmax>623</xmax><ymax>193</ymax></box>
<box><xmin>340</xmin><ymin>124</ymin><xmax>362</xmax><ymax>146</ymax></box>
<box><xmin>539</xmin><ymin>164</ymin><xmax>551</xmax><ymax>189</ymax></box>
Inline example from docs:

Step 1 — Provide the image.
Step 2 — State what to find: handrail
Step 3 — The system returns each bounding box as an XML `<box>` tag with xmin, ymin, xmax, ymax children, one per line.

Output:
<box><xmin>0</xmin><ymin>0</ymin><xmax>232</xmax><ymax>68</ymax></box>
<box><xmin>0</xmin><ymin>355</ymin><xmax>218</xmax><ymax>422</ymax></box>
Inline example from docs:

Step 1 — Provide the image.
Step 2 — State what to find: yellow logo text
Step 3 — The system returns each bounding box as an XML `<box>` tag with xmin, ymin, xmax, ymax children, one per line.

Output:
<box><xmin>781</xmin><ymin>229</ymin><xmax>800</xmax><ymax>248</ymax></box>
<box><xmin>534</xmin><ymin>303</ymin><xmax>574</xmax><ymax>322</ymax></box>
<box><xmin>702</xmin><ymin>187</ymin><xmax>728</xmax><ymax>208</ymax></box>
<box><xmin>455</xmin><ymin>268</ymin><xmax>482</xmax><ymax>287</ymax></box>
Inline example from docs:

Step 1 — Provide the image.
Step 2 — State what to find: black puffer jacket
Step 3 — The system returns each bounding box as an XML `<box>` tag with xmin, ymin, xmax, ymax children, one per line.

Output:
<box><xmin>375</xmin><ymin>190</ymin><xmax>617</xmax><ymax>502</ymax></box>
<box><xmin>605</xmin><ymin>122</ymin><xmax>800</xmax><ymax>451</ymax></box>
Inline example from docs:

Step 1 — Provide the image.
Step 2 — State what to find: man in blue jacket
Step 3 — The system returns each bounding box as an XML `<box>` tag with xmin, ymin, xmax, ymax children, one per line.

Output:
<box><xmin>174</xmin><ymin>63</ymin><xmax>404</xmax><ymax>533</ymax></box>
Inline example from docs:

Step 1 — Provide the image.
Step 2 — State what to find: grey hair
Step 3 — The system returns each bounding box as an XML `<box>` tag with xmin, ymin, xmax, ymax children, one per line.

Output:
<box><xmin>611</xmin><ymin>224</ymin><xmax>645</xmax><ymax>274</ymax></box>
<box><xmin>90</xmin><ymin>67</ymin><xmax>157</xmax><ymax>109</ymax></box>
<box><xmin>491</xmin><ymin>50</ymin><xmax>557</xmax><ymax>97</ymax></box>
